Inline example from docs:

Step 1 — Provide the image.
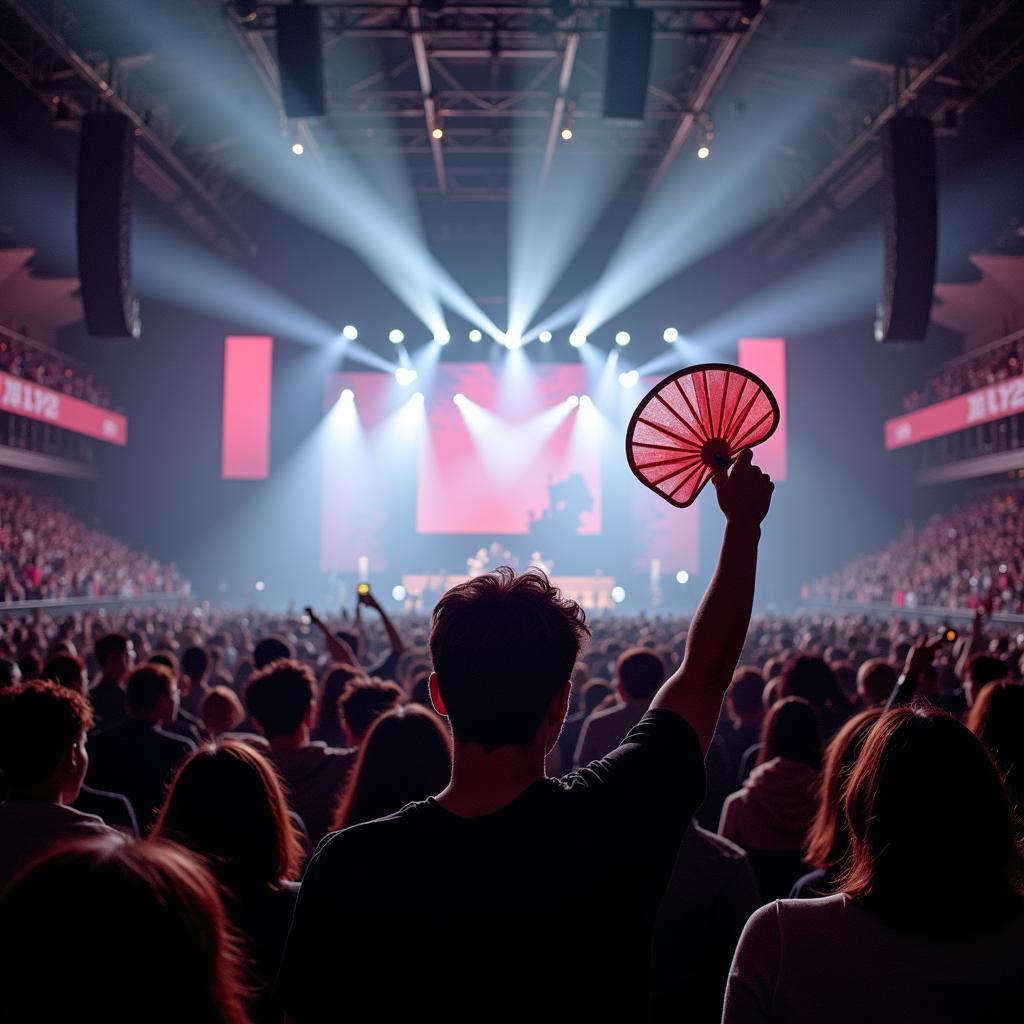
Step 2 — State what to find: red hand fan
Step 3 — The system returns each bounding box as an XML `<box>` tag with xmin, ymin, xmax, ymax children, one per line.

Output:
<box><xmin>626</xmin><ymin>363</ymin><xmax>780</xmax><ymax>508</ymax></box>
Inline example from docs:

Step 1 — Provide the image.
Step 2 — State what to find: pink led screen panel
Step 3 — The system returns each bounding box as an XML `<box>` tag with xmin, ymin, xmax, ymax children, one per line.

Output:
<box><xmin>738</xmin><ymin>338</ymin><xmax>788</xmax><ymax>480</ymax></box>
<box><xmin>222</xmin><ymin>335</ymin><xmax>273</xmax><ymax>479</ymax></box>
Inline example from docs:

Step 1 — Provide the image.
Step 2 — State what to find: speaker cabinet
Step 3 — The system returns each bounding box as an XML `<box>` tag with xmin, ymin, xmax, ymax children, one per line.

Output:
<box><xmin>277</xmin><ymin>4</ymin><xmax>326</xmax><ymax>119</ymax></box>
<box><xmin>603</xmin><ymin>8</ymin><xmax>653</xmax><ymax>123</ymax></box>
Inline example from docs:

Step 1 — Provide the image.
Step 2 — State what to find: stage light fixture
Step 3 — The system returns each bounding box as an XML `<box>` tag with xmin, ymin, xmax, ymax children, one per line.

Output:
<box><xmin>255</xmin><ymin>580</ymin><xmax>266</xmax><ymax>592</ymax></box>
<box><xmin>342</xmin><ymin>324</ymin><xmax>358</xmax><ymax>340</ymax></box>
<box><xmin>411</xmin><ymin>391</ymin><xmax>424</xmax><ymax>405</ymax></box>
<box><xmin>505</xmin><ymin>334</ymin><xmax>523</xmax><ymax>350</ymax></box>
<box><xmin>434</xmin><ymin>329</ymin><xmax>451</xmax><ymax>345</ymax></box>
<box><xmin>676</xmin><ymin>570</ymin><xmax>690</xmax><ymax>585</ymax></box>
<box><xmin>618</xmin><ymin>370</ymin><xmax>639</xmax><ymax>389</ymax></box>
<box><xmin>560</xmin><ymin>126</ymin><xmax>573</xmax><ymax>141</ymax></box>
<box><xmin>697</xmin><ymin>143</ymin><xmax>710</xmax><ymax>160</ymax></box>
<box><xmin>569</xmin><ymin>330</ymin><xmax>586</xmax><ymax>348</ymax></box>
<box><xmin>431</xmin><ymin>125</ymin><xmax>444</xmax><ymax>141</ymax></box>
<box><xmin>468</xmin><ymin>329</ymin><xmax>483</xmax><ymax>342</ymax></box>
<box><xmin>388</xmin><ymin>329</ymin><xmax>405</xmax><ymax>344</ymax></box>
<box><xmin>663</xmin><ymin>327</ymin><xmax>679</xmax><ymax>342</ymax></box>
<box><xmin>539</xmin><ymin>330</ymin><xmax>552</xmax><ymax>343</ymax></box>
<box><xmin>615</xmin><ymin>330</ymin><xmax>631</xmax><ymax>347</ymax></box>
<box><xmin>453</xmin><ymin>393</ymin><xmax>467</xmax><ymax>407</ymax></box>
<box><xmin>291</xmin><ymin>141</ymin><xmax>304</xmax><ymax>156</ymax></box>
<box><xmin>566</xmin><ymin>395</ymin><xmax>579</xmax><ymax>408</ymax></box>
<box><xmin>395</xmin><ymin>367</ymin><xmax>418</xmax><ymax>387</ymax></box>
<box><xmin>340</xmin><ymin>388</ymin><xmax>354</xmax><ymax>402</ymax></box>
<box><xmin>611</xmin><ymin>586</ymin><xmax>626</xmax><ymax>604</ymax></box>
<box><xmin>229</xmin><ymin>0</ymin><xmax>259</xmax><ymax>24</ymax></box>
<box><xmin>392</xmin><ymin>584</ymin><xmax>408</xmax><ymax>601</ymax></box>
<box><xmin>579</xmin><ymin>395</ymin><xmax>593</xmax><ymax>409</ymax></box>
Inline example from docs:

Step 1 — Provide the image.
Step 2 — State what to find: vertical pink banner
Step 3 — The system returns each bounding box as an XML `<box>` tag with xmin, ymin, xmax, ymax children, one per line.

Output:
<box><xmin>222</xmin><ymin>335</ymin><xmax>273</xmax><ymax>479</ymax></box>
<box><xmin>738</xmin><ymin>338</ymin><xmax>787</xmax><ymax>481</ymax></box>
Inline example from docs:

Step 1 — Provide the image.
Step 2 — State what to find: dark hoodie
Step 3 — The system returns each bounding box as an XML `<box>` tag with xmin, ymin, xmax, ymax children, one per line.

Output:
<box><xmin>266</xmin><ymin>743</ymin><xmax>355</xmax><ymax>845</ymax></box>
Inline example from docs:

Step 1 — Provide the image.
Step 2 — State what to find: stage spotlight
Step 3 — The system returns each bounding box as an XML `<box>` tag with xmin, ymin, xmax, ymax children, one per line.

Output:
<box><xmin>453</xmin><ymin>393</ymin><xmax>467</xmax><ymax>407</ymax></box>
<box><xmin>618</xmin><ymin>370</ymin><xmax>639</xmax><ymax>389</ymax></box>
<box><xmin>340</xmin><ymin>388</ymin><xmax>354</xmax><ymax>402</ymax></box>
<box><xmin>255</xmin><ymin>580</ymin><xmax>266</xmax><ymax>592</ymax></box>
<box><xmin>560</xmin><ymin>126</ymin><xmax>573</xmax><ymax>141</ymax></box>
<box><xmin>615</xmin><ymin>331</ymin><xmax>631</xmax><ymax>347</ymax></box>
<box><xmin>434</xmin><ymin>329</ymin><xmax>451</xmax><ymax>345</ymax></box>
<box><xmin>566</xmin><ymin>395</ymin><xmax>579</xmax><ymax>408</ymax></box>
<box><xmin>569</xmin><ymin>330</ymin><xmax>587</xmax><ymax>348</ymax></box>
<box><xmin>229</xmin><ymin>0</ymin><xmax>259</xmax><ymax>24</ymax></box>
<box><xmin>505</xmin><ymin>334</ymin><xmax>523</xmax><ymax>350</ymax></box>
<box><xmin>611</xmin><ymin>586</ymin><xmax>626</xmax><ymax>604</ymax></box>
<box><xmin>676</xmin><ymin>569</ymin><xmax>690</xmax><ymax>585</ymax></box>
<box><xmin>411</xmin><ymin>391</ymin><xmax>424</xmax><ymax>405</ymax></box>
<box><xmin>431</xmin><ymin>125</ymin><xmax>444</xmax><ymax>141</ymax></box>
<box><xmin>697</xmin><ymin>143</ymin><xmax>710</xmax><ymax>160</ymax></box>
<box><xmin>539</xmin><ymin>330</ymin><xmax>552</xmax><ymax>343</ymax></box>
<box><xmin>342</xmin><ymin>324</ymin><xmax>358</xmax><ymax>340</ymax></box>
<box><xmin>291</xmin><ymin>141</ymin><xmax>304</xmax><ymax>156</ymax></box>
<box><xmin>579</xmin><ymin>395</ymin><xmax>593</xmax><ymax>409</ymax></box>
<box><xmin>663</xmin><ymin>327</ymin><xmax>679</xmax><ymax>342</ymax></box>
<box><xmin>389</xmin><ymin>329</ymin><xmax>405</xmax><ymax>344</ymax></box>
<box><xmin>392</xmin><ymin>584</ymin><xmax>408</xmax><ymax>602</ymax></box>
<box><xmin>395</xmin><ymin>367</ymin><xmax>418</xmax><ymax>387</ymax></box>
<box><xmin>468</xmin><ymin>329</ymin><xmax>483</xmax><ymax>342</ymax></box>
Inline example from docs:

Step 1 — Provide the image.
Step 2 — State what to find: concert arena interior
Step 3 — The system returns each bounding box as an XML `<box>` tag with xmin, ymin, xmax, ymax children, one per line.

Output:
<box><xmin>1</xmin><ymin>2</ymin><xmax>1023</xmax><ymax>1021</ymax></box>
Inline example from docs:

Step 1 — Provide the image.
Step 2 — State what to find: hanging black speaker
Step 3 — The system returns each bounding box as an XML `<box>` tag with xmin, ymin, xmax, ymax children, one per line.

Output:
<box><xmin>76</xmin><ymin>112</ymin><xmax>141</xmax><ymax>339</ymax></box>
<box><xmin>277</xmin><ymin>4</ymin><xmax>326</xmax><ymax>118</ymax></box>
<box><xmin>875</xmin><ymin>116</ymin><xmax>937</xmax><ymax>343</ymax></box>
<box><xmin>603</xmin><ymin>8</ymin><xmax>653</xmax><ymax>123</ymax></box>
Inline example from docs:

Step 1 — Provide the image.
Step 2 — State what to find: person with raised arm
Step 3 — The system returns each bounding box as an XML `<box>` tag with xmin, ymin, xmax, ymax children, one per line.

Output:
<box><xmin>279</xmin><ymin>450</ymin><xmax>773</xmax><ymax>1023</ymax></box>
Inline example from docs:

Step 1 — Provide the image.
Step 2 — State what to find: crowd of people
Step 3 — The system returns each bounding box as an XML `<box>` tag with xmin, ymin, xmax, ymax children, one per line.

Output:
<box><xmin>0</xmin><ymin>488</ymin><xmax>186</xmax><ymax>602</ymax></box>
<box><xmin>810</xmin><ymin>488</ymin><xmax>1024</xmax><ymax>612</ymax></box>
<box><xmin>901</xmin><ymin>333</ymin><xmax>1023</xmax><ymax>411</ymax></box>
<box><xmin>1</xmin><ymin>452</ymin><xmax>1022</xmax><ymax>1021</ymax></box>
<box><xmin>0</xmin><ymin>335</ymin><xmax>113</xmax><ymax>409</ymax></box>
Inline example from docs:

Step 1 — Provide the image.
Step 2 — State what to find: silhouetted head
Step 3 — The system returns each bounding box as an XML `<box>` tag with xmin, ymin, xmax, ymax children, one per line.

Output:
<box><xmin>968</xmin><ymin>680</ymin><xmax>1024</xmax><ymax>819</ymax></box>
<box><xmin>615</xmin><ymin>647</ymin><xmax>665</xmax><ymax>702</ymax></box>
<box><xmin>757</xmin><ymin>696</ymin><xmax>822</xmax><ymax>770</ymax></box>
<box><xmin>245</xmin><ymin>659</ymin><xmax>315</xmax><ymax>738</ymax></box>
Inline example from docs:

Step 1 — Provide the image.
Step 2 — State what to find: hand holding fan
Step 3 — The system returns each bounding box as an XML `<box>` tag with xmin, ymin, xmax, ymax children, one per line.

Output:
<box><xmin>626</xmin><ymin>363</ymin><xmax>780</xmax><ymax>508</ymax></box>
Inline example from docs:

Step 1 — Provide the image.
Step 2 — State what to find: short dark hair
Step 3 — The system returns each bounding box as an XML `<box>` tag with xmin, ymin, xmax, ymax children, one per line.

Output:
<box><xmin>95</xmin><ymin>633</ymin><xmax>129</xmax><ymax>667</ymax></box>
<box><xmin>967</xmin><ymin>654</ymin><xmax>1009</xmax><ymax>689</ymax></box>
<box><xmin>615</xmin><ymin>647</ymin><xmax>665</xmax><ymax>701</ymax></box>
<box><xmin>429</xmin><ymin>567</ymin><xmax>589</xmax><ymax>750</ymax></box>
<box><xmin>126</xmin><ymin>663</ymin><xmax>176</xmax><ymax>714</ymax></box>
<box><xmin>340</xmin><ymin>678</ymin><xmax>403</xmax><ymax>742</ymax></box>
<box><xmin>245</xmin><ymin>659</ymin><xmax>315</xmax><ymax>737</ymax></box>
<box><xmin>728</xmin><ymin>666</ymin><xmax>766</xmax><ymax>717</ymax></box>
<box><xmin>181</xmin><ymin>645</ymin><xmax>209</xmax><ymax>681</ymax></box>
<box><xmin>42</xmin><ymin>653</ymin><xmax>87</xmax><ymax>693</ymax></box>
<box><xmin>253</xmin><ymin>636</ymin><xmax>294</xmax><ymax>670</ymax></box>
<box><xmin>149</xmin><ymin>650</ymin><xmax>180</xmax><ymax>675</ymax></box>
<box><xmin>0</xmin><ymin>681</ymin><xmax>93</xmax><ymax>788</ymax></box>
<box><xmin>758</xmin><ymin>696</ymin><xmax>822</xmax><ymax>770</ymax></box>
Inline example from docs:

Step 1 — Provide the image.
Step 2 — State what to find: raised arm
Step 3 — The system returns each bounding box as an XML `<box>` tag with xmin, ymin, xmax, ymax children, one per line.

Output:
<box><xmin>306</xmin><ymin>606</ymin><xmax>360</xmax><ymax>665</ymax></box>
<box><xmin>361</xmin><ymin>590</ymin><xmax>407</xmax><ymax>661</ymax></box>
<box><xmin>650</xmin><ymin>450</ymin><xmax>773</xmax><ymax>753</ymax></box>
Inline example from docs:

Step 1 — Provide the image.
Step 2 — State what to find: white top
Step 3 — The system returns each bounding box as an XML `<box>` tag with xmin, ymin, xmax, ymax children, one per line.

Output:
<box><xmin>724</xmin><ymin>894</ymin><xmax>1024</xmax><ymax>1024</ymax></box>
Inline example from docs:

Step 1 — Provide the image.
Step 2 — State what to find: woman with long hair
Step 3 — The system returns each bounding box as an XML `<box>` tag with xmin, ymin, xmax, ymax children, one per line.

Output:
<box><xmin>0</xmin><ymin>834</ymin><xmax>251</xmax><ymax>1023</ymax></box>
<box><xmin>331</xmin><ymin>703</ymin><xmax>452</xmax><ymax>831</ymax></box>
<box><xmin>152</xmin><ymin>740</ymin><xmax>302</xmax><ymax>1019</ymax></box>
<box><xmin>791</xmin><ymin>708</ymin><xmax>883</xmax><ymax>898</ymax></box>
<box><xmin>724</xmin><ymin>707</ymin><xmax>1024</xmax><ymax>1022</ymax></box>
<box><xmin>719</xmin><ymin>697</ymin><xmax>822</xmax><ymax>900</ymax></box>
<box><xmin>967</xmin><ymin>680</ymin><xmax>1024</xmax><ymax>826</ymax></box>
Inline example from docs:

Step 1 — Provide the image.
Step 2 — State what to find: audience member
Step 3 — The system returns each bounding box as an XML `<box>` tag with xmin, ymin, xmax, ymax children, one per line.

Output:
<box><xmin>331</xmin><ymin>703</ymin><xmax>452</xmax><ymax>831</ymax></box>
<box><xmin>968</xmin><ymin>680</ymin><xmax>1024</xmax><ymax>825</ymax></box>
<box><xmin>0</xmin><ymin>681</ymin><xmax>114</xmax><ymax>887</ymax></box>
<box><xmin>856</xmin><ymin>657</ymin><xmax>897</xmax><ymax>707</ymax></box>
<box><xmin>724</xmin><ymin>707</ymin><xmax>1024</xmax><ymax>1022</ymax></box>
<box><xmin>244</xmin><ymin>658</ymin><xmax>355</xmax><ymax>844</ymax></box>
<box><xmin>86</xmin><ymin>663</ymin><xmax>195</xmax><ymax>831</ymax></box>
<box><xmin>200</xmin><ymin>685</ymin><xmax>246</xmax><ymax>739</ymax></box>
<box><xmin>311</xmin><ymin>662</ymin><xmax>366</xmax><ymax>747</ymax></box>
<box><xmin>337</xmin><ymin>676</ymin><xmax>404</xmax><ymax>746</ymax></box>
<box><xmin>89</xmin><ymin>631</ymin><xmax>135</xmax><ymax>731</ymax></box>
<box><xmin>0</xmin><ymin>835</ymin><xmax>252</xmax><ymax>1023</ymax></box>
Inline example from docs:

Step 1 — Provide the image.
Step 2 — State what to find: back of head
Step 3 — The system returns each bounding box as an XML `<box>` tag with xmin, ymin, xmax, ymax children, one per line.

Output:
<box><xmin>758</xmin><ymin>696</ymin><xmax>822</xmax><ymax>770</ymax></box>
<box><xmin>199</xmin><ymin>686</ymin><xmax>245</xmax><ymax>738</ymax></box>
<box><xmin>805</xmin><ymin>708</ymin><xmax>883</xmax><ymax>871</ymax></box>
<box><xmin>245</xmin><ymin>659</ymin><xmax>314</xmax><ymax>737</ymax></box>
<box><xmin>95</xmin><ymin>632</ymin><xmax>128</xmax><ymax>671</ymax></box>
<box><xmin>42</xmin><ymin>653</ymin><xmax>87</xmax><ymax>694</ymax></box>
<box><xmin>0</xmin><ymin>835</ymin><xmax>250</xmax><ymax>1023</ymax></box>
<box><xmin>150</xmin><ymin>649</ymin><xmax>181</xmax><ymax>676</ymax></box>
<box><xmin>253</xmin><ymin>635</ymin><xmax>294</xmax><ymax>670</ymax></box>
<box><xmin>339</xmin><ymin>677</ymin><xmax>403</xmax><ymax>743</ymax></box>
<box><xmin>967</xmin><ymin>654</ymin><xmax>1009</xmax><ymax>695</ymax></box>
<box><xmin>727</xmin><ymin>666</ymin><xmax>767</xmax><ymax>720</ymax></box>
<box><xmin>841</xmin><ymin>706</ymin><xmax>1024</xmax><ymax>929</ymax></box>
<box><xmin>857</xmin><ymin>658</ymin><xmax>898</xmax><ymax>707</ymax></box>
<box><xmin>126</xmin><ymin>663</ymin><xmax>176</xmax><ymax>716</ymax></box>
<box><xmin>181</xmin><ymin>645</ymin><xmax>210</xmax><ymax>682</ymax></box>
<box><xmin>333</xmin><ymin>704</ymin><xmax>452</xmax><ymax>831</ymax></box>
<box><xmin>781</xmin><ymin>655</ymin><xmax>836</xmax><ymax>707</ymax></box>
<box><xmin>615</xmin><ymin>647</ymin><xmax>665</xmax><ymax>702</ymax></box>
<box><xmin>967</xmin><ymin>681</ymin><xmax>1024</xmax><ymax>814</ymax></box>
<box><xmin>429</xmin><ymin>567</ymin><xmax>589</xmax><ymax>750</ymax></box>
<box><xmin>0</xmin><ymin>681</ymin><xmax>93</xmax><ymax>793</ymax></box>
<box><xmin>153</xmin><ymin>740</ymin><xmax>301</xmax><ymax>891</ymax></box>
<box><xmin>580</xmin><ymin>678</ymin><xmax>613</xmax><ymax>716</ymax></box>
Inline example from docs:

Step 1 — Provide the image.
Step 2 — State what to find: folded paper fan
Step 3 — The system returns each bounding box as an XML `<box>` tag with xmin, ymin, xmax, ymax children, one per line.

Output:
<box><xmin>626</xmin><ymin>363</ymin><xmax>780</xmax><ymax>508</ymax></box>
